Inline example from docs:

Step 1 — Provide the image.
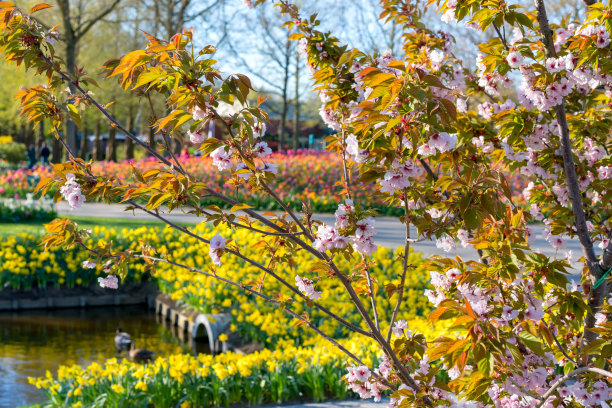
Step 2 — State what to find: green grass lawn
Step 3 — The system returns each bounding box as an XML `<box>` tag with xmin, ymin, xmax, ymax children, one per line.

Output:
<box><xmin>0</xmin><ymin>216</ymin><xmax>196</xmax><ymax>238</ymax></box>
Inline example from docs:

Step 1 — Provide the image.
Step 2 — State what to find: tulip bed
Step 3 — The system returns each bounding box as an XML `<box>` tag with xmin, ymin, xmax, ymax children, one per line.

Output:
<box><xmin>7</xmin><ymin>222</ymin><xmax>445</xmax><ymax>407</ymax></box>
<box><xmin>0</xmin><ymin>150</ymin><xmax>530</xmax><ymax>215</ymax></box>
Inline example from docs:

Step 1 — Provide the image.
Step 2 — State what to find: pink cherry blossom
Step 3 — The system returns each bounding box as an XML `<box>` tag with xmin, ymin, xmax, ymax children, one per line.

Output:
<box><xmin>506</xmin><ymin>51</ymin><xmax>524</xmax><ymax>68</ymax></box>
<box><xmin>295</xmin><ymin>275</ymin><xmax>322</xmax><ymax>300</ymax></box>
<box><xmin>253</xmin><ymin>121</ymin><xmax>266</xmax><ymax>138</ymax></box>
<box><xmin>210</xmin><ymin>147</ymin><xmax>233</xmax><ymax>171</ymax></box>
<box><xmin>313</xmin><ymin>225</ymin><xmax>349</xmax><ymax>252</ymax></box>
<box><xmin>82</xmin><ymin>260</ymin><xmax>96</xmax><ymax>269</ymax></box>
<box><xmin>209</xmin><ymin>234</ymin><xmax>226</xmax><ymax>266</ymax></box>
<box><xmin>67</xmin><ymin>190</ymin><xmax>85</xmax><ymax>209</ymax></box>
<box><xmin>436</xmin><ymin>234</ymin><xmax>456</xmax><ymax>252</ymax></box>
<box><xmin>188</xmin><ymin>128</ymin><xmax>206</xmax><ymax>145</ymax></box>
<box><xmin>98</xmin><ymin>275</ymin><xmax>118</xmax><ymax>289</ymax></box>
<box><xmin>392</xmin><ymin>320</ymin><xmax>408</xmax><ymax>337</ymax></box>
<box><xmin>346</xmin><ymin>134</ymin><xmax>369</xmax><ymax>163</ymax></box>
<box><xmin>597</xmin><ymin>165</ymin><xmax>612</xmax><ymax>179</ymax></box>
<box><xmin>253</xmin><ymin>141</ymin><xmax>272</xmax><ymax>158</ymax></box>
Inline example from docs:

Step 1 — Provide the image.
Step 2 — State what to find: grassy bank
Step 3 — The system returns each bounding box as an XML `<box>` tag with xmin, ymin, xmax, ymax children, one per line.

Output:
<box><xmin>0</xmin><ymin>216</ymin><xmax>196</xmax><ymax>238</ymax></box>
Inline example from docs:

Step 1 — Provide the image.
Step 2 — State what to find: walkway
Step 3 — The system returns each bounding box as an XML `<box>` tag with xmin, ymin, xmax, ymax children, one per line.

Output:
<box><xmin>258</xmin><ymin>399</ymin><xmax>388</xmax><ymax>408</ymax></box>
<box><xmin>56</xmin><ymin>202</ymin><xmax>590</xmax><ymax>274</ymax></box>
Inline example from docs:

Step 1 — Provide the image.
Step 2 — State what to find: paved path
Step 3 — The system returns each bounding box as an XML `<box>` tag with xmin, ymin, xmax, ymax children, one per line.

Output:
<box><xmin>56</xmin><ymin>202</ymin><xmax>592</xmax><ymax>274</ymax></box>
<box><xmin>256</xmin><ymin>399</ymin><xmax>388</xmax><ymax>408</ymax></box>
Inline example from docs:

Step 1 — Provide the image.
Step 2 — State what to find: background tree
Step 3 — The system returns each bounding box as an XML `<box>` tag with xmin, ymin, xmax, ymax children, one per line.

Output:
<box><xmin>54</xmin><ymin>0</ymin><xmax>122</xmax><ymax>157</ymax></box>
<box><xmin>224</xmin><ymin>5</ymin><xmax>303</xmax><ymax>150</ymax></box>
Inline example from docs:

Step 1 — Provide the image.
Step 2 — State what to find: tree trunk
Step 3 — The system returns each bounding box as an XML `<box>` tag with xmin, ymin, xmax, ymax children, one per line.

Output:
<box><xmin>65</xmin><ymin>40</ymin><xmax>79</xmax><ymax>156</ymax></box>
<box><xmin>293</xmin><ymin>51</ymin><xmax>300</xmax><ymax>150</ymax></box>
<box><xmin>147</xmin><ymin>126</ymin><xmax>156</xmax><ymax>156</ymax></box>
<box><xmin>51</xmin><ymin>131</ymin><xmax>63</xmax><ymax>164</ymax></box>
<box><xmin>79</xmin><ymin>124</ymin><xmax>89</xmax><ymax>159</ymax></box>
<box><xmin>93</xmin><ymin>119</ymin><xmax>102</xmax><ymax>160</ymax></box>
<box><xmin>36</xmin><ymin>121</ymin><xmax>45</xmax><ymax>153</ymax></box>
<box><xmin>25</xmin><ymin>122</ymin><xmax>35</xmax><ymax>147</ymax></box>
<box><xmin>17</xmin><ymin>122</ymin><xmax>25</xmax><ymax>144</ymax></box>
<box><xmin>124</xmin><ymin>110</ymin><xmax>134</xmax><ymax>160</ymax></box>
<box><xmin>279</xmin><ymin>42</ymin><xmax>291</xmax><ymax>152</ymax></box>
<box><xmin>106</xmin><ymin>124</ymin><xmax>117</xmax><ymax>162</ymax></box>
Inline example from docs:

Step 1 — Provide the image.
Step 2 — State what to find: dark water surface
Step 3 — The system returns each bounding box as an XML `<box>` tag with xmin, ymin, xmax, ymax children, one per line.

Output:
<box><xmin>0</xmin><ymin>305</ymin><xmax>199</xmax><ymax>408</ymax></box>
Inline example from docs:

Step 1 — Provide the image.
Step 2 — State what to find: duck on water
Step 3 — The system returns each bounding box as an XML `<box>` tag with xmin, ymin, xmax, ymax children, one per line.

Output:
<box><xmin>114</xmin><ymin>327</ymin><xmax>132</xmax><ymax>352</ymax></box>
<box><xmin>114</xmin><ymin>327</ymin><xmax>155</xmax><ymax>362</ymax></box>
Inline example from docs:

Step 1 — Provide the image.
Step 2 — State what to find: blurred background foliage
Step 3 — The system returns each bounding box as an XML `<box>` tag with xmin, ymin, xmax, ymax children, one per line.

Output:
<box><xmin>0</xmin><ymin>0</ymin><xmax>588</xmax><ymax>163</ymax></box>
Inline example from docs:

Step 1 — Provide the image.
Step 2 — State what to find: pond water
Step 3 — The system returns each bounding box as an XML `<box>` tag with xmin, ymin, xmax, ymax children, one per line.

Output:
<box><xmin>0</xmin><ymin>305</ymin><xmax>209</xmax><ymax>408</ymax></box>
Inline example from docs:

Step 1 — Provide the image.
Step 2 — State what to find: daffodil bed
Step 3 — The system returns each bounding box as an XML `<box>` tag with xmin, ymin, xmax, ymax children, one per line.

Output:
<box><xmin>28</xmin><ymin>324</ymin><xmax>444</xmax><ymax>408</ymax></box>
<box><xmin>10</xmin><ymin>222</ymin><xmax>446</xmax><ymax>407</ymax></box>
<box><xmin>29</xmin><ymin>339</ymin><xmax>377</xmax><ymax>408</ymax></box>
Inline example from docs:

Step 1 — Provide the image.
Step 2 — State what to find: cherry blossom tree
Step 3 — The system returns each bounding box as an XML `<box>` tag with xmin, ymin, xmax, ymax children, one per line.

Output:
<box><xmin>0</xmin><ymin>0</ymin><xmax>611</xmax><ymax>406</ymax></box>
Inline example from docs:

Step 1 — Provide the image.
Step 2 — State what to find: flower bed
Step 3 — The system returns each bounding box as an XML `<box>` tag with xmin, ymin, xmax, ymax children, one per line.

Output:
<box><xmin>1</xmin><ymin>223</ymin><xmax>432</xmax><ymax>344</ymax></box>
<box><xmin>0</xmin><ymin>151</ymin><xmax>530</xmax><ymax>215</ymax></box>
<box><xmin>7</xmin><ymin>222</ymin><xmax>444</xmax><ymax>407</ymax></box>
<box><xmin>29</xmin><ymin>339</ymin><xmax>377</xmax><ymax>408</ymax></box>
<box><xmin>0</xmin><ymin>227</ymin><xmax>147</xmax><ymax>290</ymax></box>
<box><xmin>0</xmin><ymin>197</ymin><xmax>56</xmax><ymax>222</ymax></box>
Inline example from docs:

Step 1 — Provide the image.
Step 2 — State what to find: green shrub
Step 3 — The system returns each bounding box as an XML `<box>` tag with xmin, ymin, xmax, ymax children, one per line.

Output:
<box><xmin>0</xmin><ymin>142</ymin><xmax>26</xmax><ymax>164</ymax></box>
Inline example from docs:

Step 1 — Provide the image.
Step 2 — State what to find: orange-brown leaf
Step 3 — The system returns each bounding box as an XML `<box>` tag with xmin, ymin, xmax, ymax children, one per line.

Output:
<box><xmin>30</xmin><ymin>3</ymin><xmax>52</xmax><ymax>13</ymax></box>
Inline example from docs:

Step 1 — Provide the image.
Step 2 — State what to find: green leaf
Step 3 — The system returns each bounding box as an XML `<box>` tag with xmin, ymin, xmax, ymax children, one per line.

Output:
<box><xmin>477</xmin><ymin>355</ymin><xmax>492</xmax><ymax>377</ymax></box>
<box><xmin>67</xmin><ymin>104</ymin><xmax>81</xmax><ymax>128</ymax></box>
<box><xmin>464</xmin><ymin>208</ymin><xmax>479</xmax><ymax>230</ymax></box>
<box><xmin>518</xmin><ymin>332</ymin><xmax>544</xmax><ymax>356</ymax></box>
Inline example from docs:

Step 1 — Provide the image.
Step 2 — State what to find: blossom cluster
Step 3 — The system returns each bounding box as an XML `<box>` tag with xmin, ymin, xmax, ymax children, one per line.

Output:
<box><xmin>313</xmin><ymin>199</ymin><xmax>379</xmax><ymax>257</ymax></box>
<box><xmin>59</xmin><ymin>173</ymin><xmax>85</xmax><ymax>209</ymax></box>
<box><xmin>295</xmin><ymin>274</ymin><xmax>322</xmax><ymax>300</ymax></box>
<box><xmin>378</xmin><ymin>159</ymin><xmax>425</xmax><ymax>194</ymax></box>
<box><xmin>190</xmin><ymin>104</ymin><xmax>275</xmax><ymax>179</ymax></box>
<box><xmin>208</xmin><ymin>234</ymin><xmax>226</xmax><ymax>266</ymax></box>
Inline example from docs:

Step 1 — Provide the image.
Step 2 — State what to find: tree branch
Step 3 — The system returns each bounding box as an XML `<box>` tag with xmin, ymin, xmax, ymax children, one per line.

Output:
<box><xmin>535</xmin><ymin>367</ymin><xmax>612</xmax><ymax>408</ymax></box>
<box><xmin>387</xmin><ymin>192</ymin><xmax>411</xmax><ymax>342</ymax></box>
<box><xmin>121</xmin><ymin>199</ymin><xmax>372</xmax><ymax>338</ymax></box>
<box><xmin>75</xmin><ymin>0</ymin><xmax>122</xmax><ymax>40</ymax></box>
<box><xmin>130</xmin><ymin>255</ymin><xmax>390</xmax><ymax>388</ymax></box>
<box><xmin>534</xmin><ymin>0</ymin><xmax>608</xmax><ymax>348</ymax></box>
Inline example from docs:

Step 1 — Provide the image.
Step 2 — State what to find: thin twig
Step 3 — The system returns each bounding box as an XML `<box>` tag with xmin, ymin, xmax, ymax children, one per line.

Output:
<box><xmin>123</xmin><ymin>199</ymin><xmax>372</xmax><ymax>337</ymax></box>
<box><xmin>340</xmin><ymin>127</ymin><xmax>352</xmax><ymax>201</ymax></box>
<box><xmin>540</xmin><ymin>318</ymin><xmax>579</xmax><ymax>366</ymax></box>
<box><xmin>129</xmin><ymin>255</ymin><xmax>392</xmax><ymax>389</ymax></box>
<box><xmin>506</xmin><ymin>375</ymin><xmax>544</xmax><ymax>402</ymax></box>
<box><xmin>493</xmin><ymin>22</ymin><xmax>510</xmax><ymax>51</ymax></box>
<box><xmin>387</xmin><ymin>191</ymin><xmax>411</xmax><ymax>343</ymax></box>
<box><xmin>362</xmin><ymin>259</ymin><xmax>380</xmax><ymax>332</ymax></box>
<box><xmin>535</xmin><ymin>367</ymin><xmax>612</xmax><ymax>408</ymax></box>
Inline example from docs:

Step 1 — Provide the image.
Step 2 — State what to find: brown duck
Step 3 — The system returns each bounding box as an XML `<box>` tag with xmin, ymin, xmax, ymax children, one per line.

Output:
<box><xmin>114</xmin><ymin>327</ymin><xmax>132</xmax><ymax>352</ymax></box>
<box><xmin>129</xmin><ymin>342</ymin><xmax>155</xmax><ymax>363</ymax></box>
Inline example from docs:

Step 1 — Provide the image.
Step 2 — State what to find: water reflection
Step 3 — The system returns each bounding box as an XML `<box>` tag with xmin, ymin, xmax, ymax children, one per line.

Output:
<box><xmin>0</xmin><ymin>305</ymin><xmax>206</xmax><ymax>408</ymax></box>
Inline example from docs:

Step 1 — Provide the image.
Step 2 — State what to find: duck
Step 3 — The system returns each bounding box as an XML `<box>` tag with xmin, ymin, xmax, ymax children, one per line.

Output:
<box><xmin>114</xmin><ymin>327</ymin><xmax>132</xmax><ymax>353</ymax></box>
<box><xmin>129</xmin><ymin>342</ymin><xmax>155</xmax><ymax>363</ymax></box>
